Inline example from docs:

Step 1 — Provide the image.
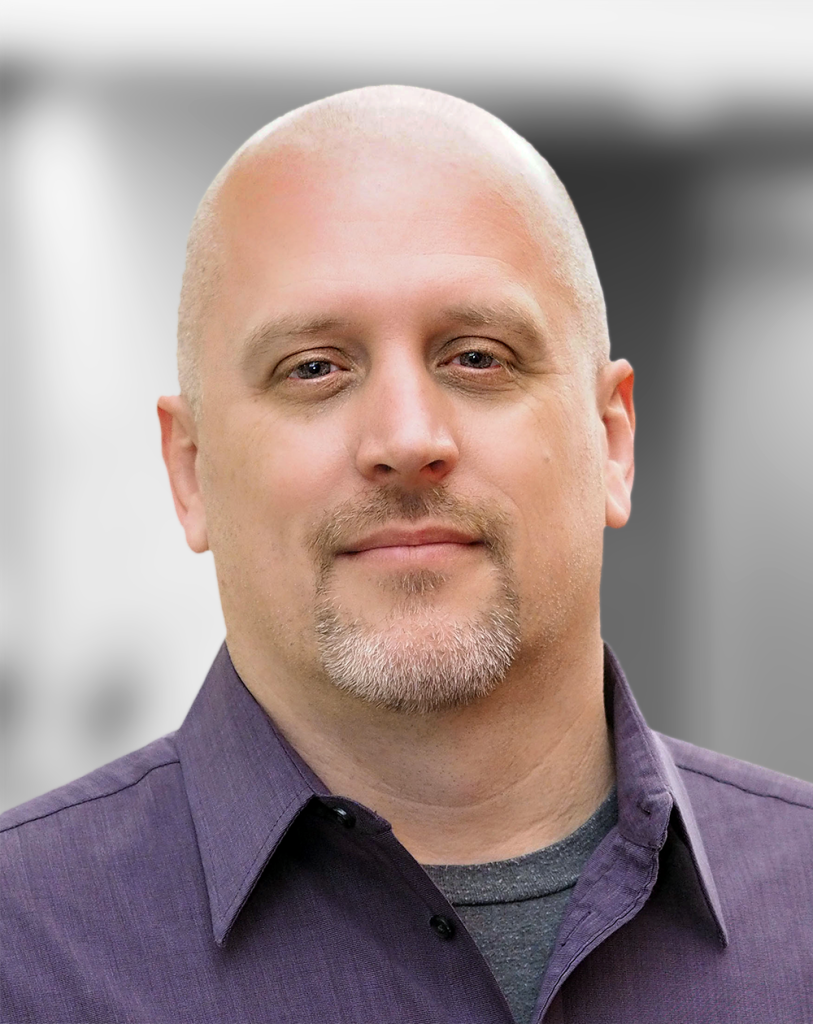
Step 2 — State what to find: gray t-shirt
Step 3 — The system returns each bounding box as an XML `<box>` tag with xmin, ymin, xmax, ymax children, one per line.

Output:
<box><xmin>422</xmin><ymin>789</ymin><xmax>618</xmax><ymax>1024</ymax></box>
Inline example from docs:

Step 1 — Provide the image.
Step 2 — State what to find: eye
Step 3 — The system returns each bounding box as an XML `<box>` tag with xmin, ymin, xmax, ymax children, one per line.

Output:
<box><xmin>288</xmin><ymin>359</ymin><xmax>338</xmax><ymax>380</ymax></box>
<box><xmin>452</xmin><ymin>350</ymin><xmax>498</xmax><ymax>370</ymax></box>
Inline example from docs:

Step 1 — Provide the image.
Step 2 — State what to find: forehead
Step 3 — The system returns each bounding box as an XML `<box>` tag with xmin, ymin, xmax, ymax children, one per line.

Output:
<box><xmin>223</xmin><ymin>139</ymin><xmax>544</xmax><ymax>249</ymax></box>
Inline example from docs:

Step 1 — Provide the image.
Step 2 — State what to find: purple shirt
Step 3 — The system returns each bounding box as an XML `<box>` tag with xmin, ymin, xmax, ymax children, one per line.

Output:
<box><xmin>2</xmin><ymin>644</ymin><xmax>812</xmax><ymax>1023</ymax></box>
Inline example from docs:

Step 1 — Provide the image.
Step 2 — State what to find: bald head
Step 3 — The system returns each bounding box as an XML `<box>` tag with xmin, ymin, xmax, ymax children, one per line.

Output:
<box><xmin>177</xmin><ymin>85</ymin><xmax>608</xmax><ymax>415</ymax></box>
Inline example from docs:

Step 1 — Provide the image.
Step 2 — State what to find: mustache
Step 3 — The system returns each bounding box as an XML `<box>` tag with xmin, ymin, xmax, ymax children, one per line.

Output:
<box><xmin>307</xmin><ymin>486</ymin><xmax>512</xmax><ymax>572</ymax></box>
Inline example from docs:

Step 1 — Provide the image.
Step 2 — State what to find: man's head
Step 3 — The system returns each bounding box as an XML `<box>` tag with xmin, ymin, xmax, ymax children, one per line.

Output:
<box><xmin>159</xmin><ymin>85</ymin><xmax>635</xmax><ymax>714</ymax></box>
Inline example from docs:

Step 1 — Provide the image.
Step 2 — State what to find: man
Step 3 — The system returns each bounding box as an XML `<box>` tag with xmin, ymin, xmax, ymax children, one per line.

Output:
<box><xmin>1</xmin><ymin>86</ymin><xmax>811</xmax><ymax>1024</ymax></box>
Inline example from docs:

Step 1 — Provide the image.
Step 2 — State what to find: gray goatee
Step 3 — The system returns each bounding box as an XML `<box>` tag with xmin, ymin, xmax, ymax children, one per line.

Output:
<box><xmin>309</xmin><ymin>487</ymin><xmax>521</xmax><ymax>714</ymax></box>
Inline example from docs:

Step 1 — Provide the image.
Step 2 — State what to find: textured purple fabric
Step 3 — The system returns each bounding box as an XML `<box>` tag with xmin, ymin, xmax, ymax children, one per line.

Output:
<box><xmin>2</xmin><ymin>643</ymin><xmax>812</xmax><ymax>1023</ymax></box>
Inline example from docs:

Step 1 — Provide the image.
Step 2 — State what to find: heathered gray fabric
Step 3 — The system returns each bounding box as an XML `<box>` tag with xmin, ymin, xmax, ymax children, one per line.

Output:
<box><xmin>423</xmin><ymin>788</ymin><xmax>618</xmax><ymax>1024</ymax></box>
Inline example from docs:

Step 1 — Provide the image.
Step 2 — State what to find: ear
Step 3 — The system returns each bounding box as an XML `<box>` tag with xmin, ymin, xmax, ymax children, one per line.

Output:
<box><xmin>599</xmin><ymin>360</ymin><xmax>635</xmax><ymax>529</ymax></box>
<box><xmin>157</xmin><ymin>395</ymin><xmax>210</xmax><ymax>553</ymax></box>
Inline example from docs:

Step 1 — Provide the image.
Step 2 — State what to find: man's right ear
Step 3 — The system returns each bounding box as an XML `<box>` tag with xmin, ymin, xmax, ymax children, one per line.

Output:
<box><xmin>157</xmin><ymin>396</ymin><xmax>210</xmax><ymax>553</ymax></box>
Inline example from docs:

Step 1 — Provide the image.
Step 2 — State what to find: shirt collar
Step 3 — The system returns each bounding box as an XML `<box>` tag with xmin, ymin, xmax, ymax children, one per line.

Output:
<box><xmin>175</xmin><ymin>644</ymin><xmax>327</xmax><ymax>945</ymax></box>
<box><xmin>177</xmin><ymin>641</ymin><xmax>728</xmax><ymax>948</ymax></box>
<box><xmin>605</xmin><ymin>644</ymin><xmax>728</xmax><ymax>946</ymax></box>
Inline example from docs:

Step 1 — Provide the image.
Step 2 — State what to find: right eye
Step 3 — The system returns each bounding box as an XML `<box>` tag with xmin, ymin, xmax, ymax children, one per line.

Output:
<box><xmin>288</xmin><ymin>360</ymin><xmax>337</xmax><ymax>379</ymax></box>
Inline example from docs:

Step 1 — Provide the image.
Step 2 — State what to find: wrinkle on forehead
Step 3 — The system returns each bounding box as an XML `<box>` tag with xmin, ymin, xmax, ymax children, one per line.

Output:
<box><xmin>177</xmin><ymin>85</ymin><xmax>608</xmax><ymax>416</ymax></box>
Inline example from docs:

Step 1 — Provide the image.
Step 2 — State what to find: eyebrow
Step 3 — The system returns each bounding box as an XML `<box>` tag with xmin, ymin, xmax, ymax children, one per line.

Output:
<box><xmin>433</xmin><ymin>302</ymin><xmax>547</xmax><ymax>350</ymax></box>
<box><xmin>238</xmin><ymin>300</ymin><xmax>548</xmax><ymax>373</ymax></box>
<box><xmin>239</xmin><ymin>314</ymin><xmax>352</xmax><ymax>373</ymax></box>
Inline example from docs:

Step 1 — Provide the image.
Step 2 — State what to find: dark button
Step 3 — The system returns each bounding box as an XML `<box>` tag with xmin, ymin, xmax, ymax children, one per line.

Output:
<box><xmin>331</xmin><ymin>806</ymin><xmax>356</xmax><ymax>828</ymax></box>
<box><xmin>429</xmin><ymin>914</ymin><xmax>455</xmax><ymax>940</ymax></box>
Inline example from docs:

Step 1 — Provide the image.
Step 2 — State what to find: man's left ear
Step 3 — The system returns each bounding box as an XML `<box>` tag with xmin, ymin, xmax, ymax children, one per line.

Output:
<box><xmin>600</xmin><ymin>360</ymin><xmax>635</xmax><ymax>529</ymax></box>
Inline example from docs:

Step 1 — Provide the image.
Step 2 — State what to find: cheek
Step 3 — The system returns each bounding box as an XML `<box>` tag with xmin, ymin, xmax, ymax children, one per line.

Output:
<box><xmin>214</xmin><ymin>408</ymin><xmax>350</xmax><ymax>557</ymax></box>
<box><xmin>477</xmin><ymin>399</ymin><xmax>604</xmax><ymax>566</ymax></box>
<box><xmin>201</xmin><ymin>411</ymin><xmax>353</xmax><ymax>638</ymax></box>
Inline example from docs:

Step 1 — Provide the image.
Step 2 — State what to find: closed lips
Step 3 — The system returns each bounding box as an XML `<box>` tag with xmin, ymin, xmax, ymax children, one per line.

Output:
<box><xmin>342</xmin><ymin>527</ymin><xmax>482</xmax><ymax>553</ymax></box>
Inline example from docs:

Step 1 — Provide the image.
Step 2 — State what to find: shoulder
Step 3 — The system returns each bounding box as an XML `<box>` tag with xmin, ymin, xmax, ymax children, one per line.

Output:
<box><xmin>0</xmin><ymin>736</ymin><xmax>211</xmax><ymax>1021</ymax></box>
<box><xmin>656</xmin><ymin>734</ymin><xmax>813</xmax><ymax>962</ymax></box>
<box><xmin>0</xmin><ymin>734</ymin><xmax>196</xmax><ymax>956</ymax></box>
<box><xmin>658</xmin><ymin>732</ymin><xmax>813</xmax><ymax>884</ymax></box>
<box><xmin>0</xmin><ymin>735</ymin><xmax>182</xmax><ymax>846</ymax></box>
<box><xmin>659</xmin><ymin>732</ymin><xmax>813</xmax><ymax>812</ymax></box>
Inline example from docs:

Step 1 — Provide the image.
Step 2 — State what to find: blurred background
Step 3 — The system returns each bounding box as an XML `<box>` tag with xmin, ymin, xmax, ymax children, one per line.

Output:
<box><xmin>1</xmin><ymin>1</ymin><xmax>812</xmax><ymax>811</ymax></box>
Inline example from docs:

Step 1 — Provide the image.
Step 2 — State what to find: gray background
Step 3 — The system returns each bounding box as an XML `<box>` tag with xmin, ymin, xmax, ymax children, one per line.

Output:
<box><xmin>2</xmin><ymin>3</ymin><xmax>812</xmax><ymax>810</ymax></box>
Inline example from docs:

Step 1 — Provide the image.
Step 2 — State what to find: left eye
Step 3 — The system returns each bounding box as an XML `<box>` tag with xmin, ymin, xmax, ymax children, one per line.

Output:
<box><xmin>453</xmin><ymin>351</ymin><xmax>497</xmax><ymax>369</ymax></box>
<box><xmin>289</xmin><ymin>360</ymin><xmax>337</xmax><ymax>379</ymax></box>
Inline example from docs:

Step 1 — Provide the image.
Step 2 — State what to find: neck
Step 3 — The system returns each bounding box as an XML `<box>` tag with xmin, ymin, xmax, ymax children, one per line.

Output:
<box><xmin>231</xmin><ymin>631</ymin><xmax>614</xmax><ymax>865</ymax></box>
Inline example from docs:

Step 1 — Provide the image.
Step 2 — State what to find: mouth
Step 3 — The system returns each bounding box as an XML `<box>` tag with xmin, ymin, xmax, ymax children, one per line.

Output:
<box><xmin>337</xmin><ymin>525</ymin><xmax>484</xmax><ymax>564</ymax></box>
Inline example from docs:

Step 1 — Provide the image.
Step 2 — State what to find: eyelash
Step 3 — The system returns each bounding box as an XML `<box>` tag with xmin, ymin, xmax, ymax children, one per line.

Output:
<box><xmin>288</xmin><ymin>359</ymin><xmax>342</xmax><ymax>380</ymax></box>
<box><xmin>286</xmin><ymin>347</ymin><xmax>507</xmax><ymax>381</ymax></box>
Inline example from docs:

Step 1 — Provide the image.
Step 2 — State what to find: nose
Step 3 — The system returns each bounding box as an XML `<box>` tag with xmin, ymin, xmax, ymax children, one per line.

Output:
<box><xmin>354</xmin><ymin>358</ymin><xmax>460</xmax><ymax>488</ymax></box>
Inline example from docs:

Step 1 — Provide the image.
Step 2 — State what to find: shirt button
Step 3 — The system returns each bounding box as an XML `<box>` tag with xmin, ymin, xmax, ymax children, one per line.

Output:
<box><xmin>331</xmin><ymin>806</ymin><xmax>356</xmax><ymax>828</ymax></box>
<box><xmin>429</xmin><ymin>914</ymin><xmax>456</xmax><ymax>940</ymax></box>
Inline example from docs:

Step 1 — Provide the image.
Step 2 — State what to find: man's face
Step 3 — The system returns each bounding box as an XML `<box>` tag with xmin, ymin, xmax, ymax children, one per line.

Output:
<box><xmin>187</xmin><ymin>142</ymin><xmax>617</xmax><ymax>711</ymax></box>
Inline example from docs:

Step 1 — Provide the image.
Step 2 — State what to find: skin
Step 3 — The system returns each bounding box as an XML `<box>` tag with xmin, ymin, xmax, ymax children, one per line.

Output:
<box><xmin>158</xmin><ymin>91</ymin><xmax>635</xmax><ymax>864</ymax></box>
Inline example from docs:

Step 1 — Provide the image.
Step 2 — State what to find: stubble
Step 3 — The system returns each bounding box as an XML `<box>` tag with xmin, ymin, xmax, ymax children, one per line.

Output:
<box><xmin>308</xmin><ymin>487</ymin><xmax>522</xmax><ymax>714</ymax></box>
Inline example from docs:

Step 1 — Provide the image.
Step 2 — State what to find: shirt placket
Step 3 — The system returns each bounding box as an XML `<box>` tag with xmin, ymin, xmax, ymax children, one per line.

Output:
<box><xmin>532</xmin><ymin>827</ymin><xmax>665</xmax><ymax>1021</ymax></box>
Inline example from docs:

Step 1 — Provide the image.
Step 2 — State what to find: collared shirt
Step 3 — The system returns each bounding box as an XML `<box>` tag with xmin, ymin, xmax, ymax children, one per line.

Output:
<box><xmin>2</xmin><ymin>644</ymin><xmax>812</xmax><ymax>1023</ymax></box>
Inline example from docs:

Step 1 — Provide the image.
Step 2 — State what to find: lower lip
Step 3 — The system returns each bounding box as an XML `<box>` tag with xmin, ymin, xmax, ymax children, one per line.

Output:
<box><xmin>340</xmin><ymin>542</ymin><xmax>483</xmax><ymax>565</ymax></box>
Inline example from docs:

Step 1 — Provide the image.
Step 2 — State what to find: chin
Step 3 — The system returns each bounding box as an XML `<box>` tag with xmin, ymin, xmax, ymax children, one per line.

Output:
<box><xmin>313</xmin><ymin>585</ymin><xmax>522</xmax><ymax>714</ymax></box>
